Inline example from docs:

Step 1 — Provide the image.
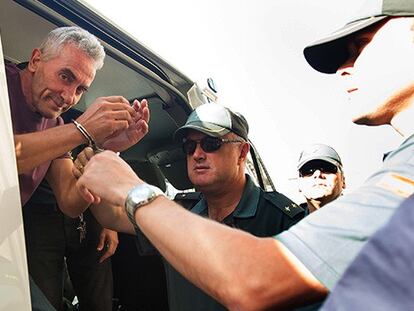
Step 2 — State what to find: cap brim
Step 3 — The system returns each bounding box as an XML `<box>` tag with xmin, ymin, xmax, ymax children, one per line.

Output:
<box><xmin>174</xmin><ymin>122</ymin><xmax>230</xmax><ymax>141</ymax></box>
<box><xmin>304</xmin><ymin>16</ymin><xmax>387</xmax><ymax>74</ymax></box>
<box><xmin>298</xmin><ymin>156</ymin><xmax>342</xmax><ymax>170</ymax></box>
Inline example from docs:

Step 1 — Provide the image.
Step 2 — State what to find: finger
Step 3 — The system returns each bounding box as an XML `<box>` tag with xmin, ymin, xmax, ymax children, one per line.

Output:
<box><xmin>132</xmin><ymin>99</ymin><xmax>141</xmax><ymax>111</ymax></box>
<box><xmin>103</xmin><ymin>96</ymin><xmax>130</xmax><ymax>105</ymax></box>
<box><xmin>73</xmin><ymin>161</ymin><xmax>85</xmax><ymax>177</ymax></box>
<box><xmin>96</xmin><ymin>232</ymin><xmax>106</xmax><ymax>251</ymax></box>
<box><xmin>140</xmin><ymin>98</ymin><xmax>148</xmax><ymax>108</ymax></box>
<box><xmin>99</xmin><ymin>248</ymin><xmax>111</xmax><ymax>263</ymax></box>
<box><xmin>108</xmin><ymin>110</ymin><xmax>133</xmax><ymax>123</ymax></box>
<box><xmin>77</xmin><ymin>183</ymin><xmax>101</xmax><ymax>204</ymax></box>
<box><xmin>108</xmin><ymin>243</ymin><xmax>117</xmax><ymax>256</ymax></box>
<box><xmin>132</xmin><ymin>99</ymin><xmax>149</xmax><ymax>120</ymax></box>
<box><xmin>102</xmin><ymin>101</ymin><xmax>137</xmax><ymax>117</ymax></box>
<box><xmin>141</xmin><ymin>105</ymin><xmax>150</xmax><ymax>123</ymax></box>
<box><xmin>99</xmin><ymin>244</ymin><xmax>116</xmax><ymax>263</ymax></box>
<box><xmin>77</xmin><ymin>151</ymin><xmax>88</xmax><ymax>167</ymax></box>
<box><xmin>110</xmin><ymin>120</ymin><xmax>130</xmax><ymax>133</ymax></box>
<box><xmin>72</xmin><ymin>166</ymin><xmax>82</xmax><ymax>179</ymax></box>
<box><xmin>136</xmin><ymin>119</ymin><xmax>149</xmax><ymax>135</ymax></box>
<box><xmin>92</xmin><ymin>193</ymin><xmax>101</xmax><ymax>204</ymax></box>
<box><xmin>83</xmin><ymin>146</ymin><xmax>95</xmax><ymax>160</ymax></box>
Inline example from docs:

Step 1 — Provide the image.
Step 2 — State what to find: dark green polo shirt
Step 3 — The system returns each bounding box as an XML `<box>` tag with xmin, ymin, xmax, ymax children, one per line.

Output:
<box><xmin>165</xmin><ymin>175</ymin><xmax>305</xmax><ymax>311</ymax></box>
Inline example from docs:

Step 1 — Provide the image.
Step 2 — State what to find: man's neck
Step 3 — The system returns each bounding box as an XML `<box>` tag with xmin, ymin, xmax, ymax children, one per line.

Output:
<box><xmin>306</xmin><ymin>199</ymin><xmax>323</xmax><ymax>213</ymax></box>
<box><xmin>204</xmin><ymin>175</ymin><xmax>246</xmax><ymax>222</ymax></box>
<box><xmin>391</xmin><ymin>104</ymin><xmax>414</xmax><ymax>138</ymax></box>
<box><xmin>19</xmin><ymin>69</ymin><xmax>35</xmax><ymax>112</ymax></box>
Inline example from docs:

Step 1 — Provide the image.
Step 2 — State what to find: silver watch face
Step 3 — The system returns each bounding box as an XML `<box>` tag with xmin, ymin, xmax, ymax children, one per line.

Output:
<box><xmin>127</xmin><ymin>184</ymin><xmax>157</xmax><ymax>209</ymax></box>
<box><xmin>125</xmin><ymin>184</ymin><xmax>162</xmax><ymax>229</ymax></box>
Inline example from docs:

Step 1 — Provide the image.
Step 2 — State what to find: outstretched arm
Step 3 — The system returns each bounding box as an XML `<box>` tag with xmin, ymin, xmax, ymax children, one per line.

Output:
<box><xmin>14</xmin><ymin>123</ymin><xmax>86</xmax><ymax>174</ymax></box>
<box><xmin>46</xmin><ymin>158</ymin><xmax>89</xmax><ymax>217</ymax></box>
<box><xmin>15</xmin><ymin>96</ymin><xmax>140</xmax><ymax>174</ymax></box>
<box><xmin>77</xmin><ymin>151</ymin><xmax>327</xmax><ymax>310</ymax></box>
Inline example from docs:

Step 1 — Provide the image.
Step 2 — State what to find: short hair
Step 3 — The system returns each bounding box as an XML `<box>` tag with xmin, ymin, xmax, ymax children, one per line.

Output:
<box><xmin>39</xmin><ymin>26</ymin><xmax>105</xmax><ymax>70</ymax></box>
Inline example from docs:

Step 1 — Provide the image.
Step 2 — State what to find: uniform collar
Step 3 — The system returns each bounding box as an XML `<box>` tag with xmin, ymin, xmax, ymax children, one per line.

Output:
<box><xmin>190</xmin><ymin>175</ymin><xmax>260</xmax><ymax>219</ymax></box>
<box><xmin>383</xmin><ymin>132</ymin><xmax>414</xmax><ymax>161</ymax></box>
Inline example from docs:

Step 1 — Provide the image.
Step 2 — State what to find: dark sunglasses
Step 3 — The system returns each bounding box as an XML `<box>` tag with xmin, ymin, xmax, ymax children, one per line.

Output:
<box><xmin>182</xmin><ymin>136</ymin><xmax>244</xmax><ymax>155</ymax></box>
<box><xmin>299</xmin><ymin>160</ymin><xmax>339</xmax><ymax>177</ymax></box>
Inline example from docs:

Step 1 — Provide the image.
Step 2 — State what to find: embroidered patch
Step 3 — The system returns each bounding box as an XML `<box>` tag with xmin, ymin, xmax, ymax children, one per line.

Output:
<box><xmin>377</xmin><ymin>173</ymin><xmax>414</xmax><ymax>198</ymax></box>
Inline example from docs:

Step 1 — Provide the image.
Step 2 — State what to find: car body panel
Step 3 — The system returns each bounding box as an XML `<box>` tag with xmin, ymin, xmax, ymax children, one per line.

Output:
<box><xmin>0</xmin><ymin>42</ymin><xmax>31</xmax><ymax>311</ymax></box>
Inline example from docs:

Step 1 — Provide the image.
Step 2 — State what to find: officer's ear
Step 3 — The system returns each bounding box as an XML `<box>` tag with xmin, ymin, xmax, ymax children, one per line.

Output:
<box><xmin>342</xmin><ymin>173</ymin><xmax>346</xmax><ymax>189</ymax></box>
<box><xmin>238</xmin><ymin>141</ymin><xmax>250</xmax><ymax>163</ymax></box>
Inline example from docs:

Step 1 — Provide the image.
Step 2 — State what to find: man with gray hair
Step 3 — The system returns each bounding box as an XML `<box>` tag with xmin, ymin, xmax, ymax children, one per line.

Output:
<box><xmin>7</xmin><ymin>26</ymin><xmax>149</xmax><ymax>310</ymax></box>
<box><xmin>297</xmin><ymin>144</ymin><xmax>345</xmax><ymax>213</ymax></box>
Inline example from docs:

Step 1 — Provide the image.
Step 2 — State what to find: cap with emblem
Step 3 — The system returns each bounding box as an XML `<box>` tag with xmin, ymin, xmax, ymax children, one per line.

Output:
<box><xmin>304</xmin><ymin>0</ymin><xmax>414</xmax><ymax>74</ymax></box>
<box><xmin>297</xmin><ymin>144</ymin><xmax>342</xmax><ymax>170</ymax></box>
<box><xmin>174</xmin><ymin>104</ymin><xmax>249</xmax><ymax>141</ymax></box>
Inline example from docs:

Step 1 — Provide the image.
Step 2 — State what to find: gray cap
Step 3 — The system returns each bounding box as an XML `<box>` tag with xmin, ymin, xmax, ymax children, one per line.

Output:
<box><xmin>304</xmin><ymin>0</ymin><xmax>414</xmax><ymax>73</ymax></box>
<box><xmin>174</xmin><ymin>104</ymin><xmax>249</xmax><ymax>140</ymax></box>
<box><xmin>297</xmin><ymin>144</ymin><xmax>342</xmax><ymax>170</ymax></box>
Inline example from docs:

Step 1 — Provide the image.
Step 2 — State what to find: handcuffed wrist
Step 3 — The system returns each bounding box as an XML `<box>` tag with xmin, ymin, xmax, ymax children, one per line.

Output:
<box><xmin>72</xmin><ymin>119</ymin><xmax>104</xmax><ymax>152</ymax></box>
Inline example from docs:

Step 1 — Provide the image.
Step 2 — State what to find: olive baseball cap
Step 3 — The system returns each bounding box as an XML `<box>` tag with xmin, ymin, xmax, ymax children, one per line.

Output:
<box><xmin>297</xmin><ymin>144</ymin><xmax>342</xmax><ymax>170</ymax></box>
<box><xmin>304</xmin><ymin>0</ymin><xmax>414</xmax><ymax>74</ymax></box>
<box><xmin>174</xmin><ymin>104</ymin><xmax>249</xmax><ymax>140</ymax></box>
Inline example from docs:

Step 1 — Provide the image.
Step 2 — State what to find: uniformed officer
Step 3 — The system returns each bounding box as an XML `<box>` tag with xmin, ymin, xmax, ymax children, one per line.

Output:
<box><xmin>75</xmin><ymin>0</ymin><xmax>414</xmax><ymax>309</ymax></box>
<box><xmin>297</xmin><ymin>144</ymin><xmax>345</xmax><ymax>214</ymax></box>
<box><xmin>158</xmin><ymin>103</ymin><xmax>305</xmax><ymax>311</ymax></box>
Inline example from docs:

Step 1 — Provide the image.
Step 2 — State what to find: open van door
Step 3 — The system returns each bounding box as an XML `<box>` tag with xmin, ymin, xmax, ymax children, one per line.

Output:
<box><xmin>0</xmin><ymin>35</ymin><xmax>31</xmax><ymax>310</ymax></box>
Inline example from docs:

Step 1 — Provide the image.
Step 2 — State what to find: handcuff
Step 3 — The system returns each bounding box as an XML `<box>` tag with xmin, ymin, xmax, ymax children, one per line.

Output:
<box><xmin>72</xmin><ymin>119</ymin><xmax>105</xmax><ymax>153</ymax></box>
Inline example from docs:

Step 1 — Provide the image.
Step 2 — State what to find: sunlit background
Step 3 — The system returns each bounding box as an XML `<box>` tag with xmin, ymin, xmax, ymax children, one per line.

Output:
<box><xmin>85</xmin><ymin>0</ymin><xmax>402</xmax><ymax>202</ymax></box>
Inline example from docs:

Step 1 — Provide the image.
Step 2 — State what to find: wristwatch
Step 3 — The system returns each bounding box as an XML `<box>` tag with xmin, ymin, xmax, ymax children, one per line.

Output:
<box><xmin>125</xmin><ymin>184</ymin><xmax>165</xmax><ymax>229</ymax></box>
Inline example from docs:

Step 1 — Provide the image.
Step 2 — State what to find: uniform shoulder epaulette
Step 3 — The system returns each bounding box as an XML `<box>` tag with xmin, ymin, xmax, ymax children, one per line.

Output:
<box><xmin>174</xmin><ymin>191</ymin><xmax>202</xmax><ymax>201</ymax></box>
<box><xmin>174</xmin><ymin>192</ymin><xmax>202</xmax><ymax>210</ymax></box>
<box><xmin>263</xmin><ymin>191</ymin><xmax>305</xmax><ymax>219</ymax></box>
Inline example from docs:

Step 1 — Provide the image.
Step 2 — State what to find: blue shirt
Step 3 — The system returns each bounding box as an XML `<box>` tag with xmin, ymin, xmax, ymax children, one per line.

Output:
<box><xmin>277</xmin><ymin>134</ymin><xmax>414</xmax><ymax>292</ymax></box>
<box><xmin>322</xmin><ymin>193</ymin><xmax>414</xmax><ymax>311</ymax></box>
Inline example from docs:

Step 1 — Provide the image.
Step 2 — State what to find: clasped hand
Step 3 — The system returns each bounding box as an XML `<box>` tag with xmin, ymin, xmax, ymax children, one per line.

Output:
<box><xmin>75</xmin><ymin>97</ymin><xmax>150</xmax><ymax>152</ymax></box>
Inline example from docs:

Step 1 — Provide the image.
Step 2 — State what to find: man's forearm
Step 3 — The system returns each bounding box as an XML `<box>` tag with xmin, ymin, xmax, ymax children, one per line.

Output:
<box><xmin>52</xmin><ymin>176</ymin><xmax>90</xmax><ymax>218</ymax></box>
<box><xmin>46</xmin><ymin>158</ymin><xmax>90</xmax><ymax>218</ymax></box>
<box><xmin>15</xmin><ymin>123</ymin><xmax>85</xmax><ymax>173</ymax></box>
<box><xmin>134</xmin><ymin>197</ymin><xmax>327</xmax><ymax>310</ymax></box>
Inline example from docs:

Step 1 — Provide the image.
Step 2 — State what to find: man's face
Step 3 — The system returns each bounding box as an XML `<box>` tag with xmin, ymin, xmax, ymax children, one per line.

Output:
<box><xmin>337</xmin><ymin>18</ymin><xmax>414</xmax><ymax>125</ymax></box>
<box><xmin>28</xmin><ymin>43</ymin><xmax>96</xmax><ymax>119</ymax></box>
<box><xmin>185</xmin><ymin>130</ymin><xmax>246</xmax><ymax>192</ymax></box>
<box><xmin>298</xmin><ymin>160</ymin><xmax>345</xmax><ymax>205</ymax></box>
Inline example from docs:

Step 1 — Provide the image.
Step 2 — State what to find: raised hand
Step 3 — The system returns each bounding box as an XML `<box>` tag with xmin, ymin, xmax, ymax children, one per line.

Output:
<box><xmin>102</xmin><ymin>99</ymin><xmax>150</xmax><ymax>151</ymax></box>
<box><xmin>75</xmin><ymin>96</ymin><xmax>137</xmax><ymax>145</ymax></box>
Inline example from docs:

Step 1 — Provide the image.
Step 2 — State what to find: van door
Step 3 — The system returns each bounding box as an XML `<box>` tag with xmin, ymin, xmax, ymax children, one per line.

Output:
<box><xmin>0</xmin><ymin>34</ymin><xmax>31</xmax><ymax>311</ymax></box>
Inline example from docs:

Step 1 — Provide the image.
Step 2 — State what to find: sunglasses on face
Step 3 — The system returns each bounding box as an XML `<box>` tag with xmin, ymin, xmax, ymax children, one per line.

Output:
<box><xmin>182</xmin><ymin>136</ymin><xmax>244</xmax><ymax>155</ymax></box>
<box><xmin>299</xmin><ymin>161</ymin><xmax>339</xmax><ymax>177</ymax></box>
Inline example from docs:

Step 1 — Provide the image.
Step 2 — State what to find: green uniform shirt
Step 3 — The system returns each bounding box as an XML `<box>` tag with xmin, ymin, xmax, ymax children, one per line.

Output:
<box><xmin>164</xmin><ymin>175</ymin><xmax>305</xmax><ymax>311</ymax></box>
